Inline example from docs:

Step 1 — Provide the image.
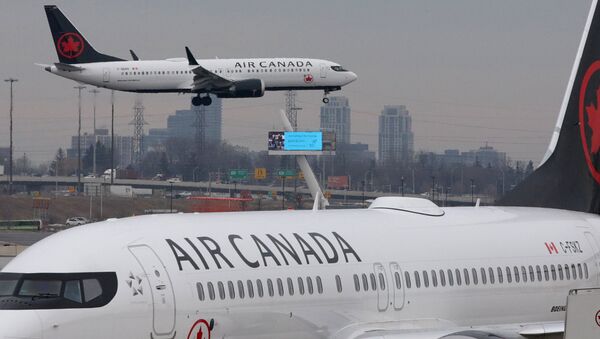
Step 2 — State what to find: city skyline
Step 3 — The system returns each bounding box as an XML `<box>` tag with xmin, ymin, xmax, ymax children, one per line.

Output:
<box><xmin>0</xmin><ymin>0</ymin><xmax>592</xmax><ymax>165</ymax></box>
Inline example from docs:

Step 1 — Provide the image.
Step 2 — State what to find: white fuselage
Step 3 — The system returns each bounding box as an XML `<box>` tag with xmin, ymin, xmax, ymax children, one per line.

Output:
<box><xmin>1</xmin><ymin>205</ymin><xmax>598</xmax><ymax>338</ymax></box>
<box><xmin>46</xmin><ymin>58</ymin><xmax>357</xmax><ymax>94</ymax></box>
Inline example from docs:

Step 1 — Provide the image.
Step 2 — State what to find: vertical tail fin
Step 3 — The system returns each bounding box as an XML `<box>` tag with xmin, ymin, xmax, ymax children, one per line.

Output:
<box><xmin>499</xmin><ymin>0</ymin><xmax>600</xmax><ymax>212</ymax></box>
<box><xmin>44</xmin><ymin>5</ymin><xmax>123</xmax><ymax>64</ymax></box>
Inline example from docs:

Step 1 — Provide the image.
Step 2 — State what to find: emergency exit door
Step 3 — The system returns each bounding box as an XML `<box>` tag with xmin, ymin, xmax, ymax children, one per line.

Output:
<box><xmin>129</xmin><ymin>245</ymin><xmax>176</xmax><ymax>336</ymax></box>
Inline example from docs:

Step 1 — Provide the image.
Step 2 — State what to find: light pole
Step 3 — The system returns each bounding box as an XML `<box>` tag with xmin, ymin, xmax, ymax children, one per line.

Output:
<box><xmin>4</xmin><ymin>78</ymin><xmax>17</xmax><ymax>195</ymax></box>
<box><xmin>431</xmin><ymin>176</ymin><xmax>436</xmax><ymax>202</ymax></box>
<box><xmin>400</xmin><ymin>176</ymin><xmax>405</xmax><ymax>196</ymax></box>
<box><xmin>74</xmin><ymin>85</ymin><xmax>86</xmax><ymax>193</ymax></box>
<box><xmin>169</xmin><ymin>182</ymin><xmax>174</xmax><ymax>213</ymax></box>
<box><xmin>470</xmin><ymin>178</ymin><xmax>475</xmax><ymax>204</ymax></box>
<box><xmin>89</xmin><ymin>89</ymin><xmax>100</xmax><ymax>176</ymax></box>
<box><xmin>110</xmin><ymin>90</ymin><xmax>115</xmax><ymax>185</ymax></box>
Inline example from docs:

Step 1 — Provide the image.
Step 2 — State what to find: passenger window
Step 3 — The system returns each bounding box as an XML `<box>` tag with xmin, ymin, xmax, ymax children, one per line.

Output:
<box><xmin>558</xmin><ymin>265</ymin><xmax>564</xmax><ymax>280</ymax></box>
<box><xmin>287</xmin><ymin>278</ymin><xmax>294</xmax><ymax>296</ymax></box>
<box><xmin>336</xmin><ymin>275</ymin><xmax>343</xmax><ymax>293</ymax></box>
<box><xmin>584</xmin><ymin>263</ymin><xmax>589</xmax><ymax>279</ymax></box>
<box><xmin>237</xmin><ymin>280</ymin><xmax>245</xmax><ymax>299</ymax></box>
<box><xmin>227</xmin><ymin>281</ymin><xmax>235</xmax><ymax>299</ymax></box>
<box><xmin>497</xmin><ymin>267</ymin><xmax>503</xmax><ymax>284</ymax></box>
<box><xmin>463</xmin><ymin>269</ymin><xmax>470</xmax><ymax>286</ymax></box>
<box><xmin>218</xmin><ymin>281</ymin><xmax>225</xmax><ymax>300</ymax></box>
<box><xmin>378</xmin><ymin>273</ymin><xmax>385</xmax><ymax>291</ymax></box>
<box><xmin>256</xmin><ymin>279</ymin><xmax>264</xmax><ymax>298</ymax></box>
<box><xmin>267</xmin><ymin>279</ymin><xmax>274</xmax><ymax>297</ymax></box>
<box><xmin>578</xmin><ymin>264</ymin><xmax>583</xmax><ymax>279</ymax></box>
<box><xmin>414</xmin><ymin>271</ymin><xmax>421</xmax><ymax>288</ymax></box>
<box><xmin>448</xmin><ymin>269</ymin><xmax>454</xmax><ymax>286</ymax></box>
<box><xmin>454</xmin><ymin>269</ymin><xmax>461</xmax><ymax>286</ymax></box>
<box><xmin>550</xmin><ymin>265</ymin><xmax>556</xmax><ymax>281</ymax></box>
<box><xmin>370</xmin><ymin>273</ymin><xmax>377</xmax><ymax>291</ymax></box>
<box><xmin>307</xmin><ymin>277</ymin><xmax>314</xmax><ymax>294</ymax></box>
<box><xmin>422</xmin><ymin>270</ymin><xmax>429</xmax><ymax>288</ymax></box>
<box><xmin>529</xmin><ymin>265</ymin><xmax>535</xmax><ymax>281</ymax></box>
<box><xmin>480</xmin><ymin>268</ymin><xmax>487</xmax><ymax>285</ymax></box>
<box><xmin>488</xmin><ymin>267</ymin><xmax>495</xmax><ymax>284</ymax></box>
<box><xmin>513</xmin><ymin>266</ymin><xmax>520</xmax><ymax>283</ymax></box>
<box><xmin>354</xmin><ymin>274</ymin><xmax>360</xmax><ymax>292</ymax></box>
<box><xmin>316</xmin><ymin>276</ymin><xmax>323</xmax><ymax>294</ymax></box>
<box><xmin>431</xmin><ymin>270</ymin><xmax>438</xmax><ymax>287</ymax></box>
<box><xmin>394</xmin><ymin>272</ymin><xmax>402</xmax><ymax>289</ymax></box>
<box><xmin>207</xmin><ymin>282</ymin><xmax>215</xmax><ymax>300</ymax></box>
<box><xmin>506</xmin><ymin>267</ymin><xmax>512</xmax><ymax>283</ymax></box>
<box><xmin>439</xmin><ymin>270</ymin><xmax>446</xmax><ymax>287</ymax></box>
<box><xmin>571</xmin><ymin>264</ymin><xmax>577</xmax><ymax>280</ymax></box>
<box><xmin>64</xmin><ymin>280</ymin><xmax>82</xmax><ymax>303</ymax></box>
<box><xmin>520</xmin><ymin>266</ymin><xmax>527</xmax><ymax>282</ymax></box>
<box><xmin>471</xmin><ymin>268</ymin><xmax>478</xmax><ymax>285</ymax></box>
<box><xmin>196</xmin><ymin>282</ymin><xmax>205</xmax><ymax>301</ymax></box>
<box><xmin>298</xmin><ymin>277</ymin><xmax>305</xmax><ymax>295</ymax></box>
<box><xmin>405</xmin><ymin>271</ymin><xmax>412</xmax><ymax>289</ymax></box>
<box><xmin>543</xmin><ymin>265</ymin><xmax>549</xmax><ymax>281</ymax></box>
<box><xmin>247</xmin><ymin>280</ymin><xmax>254</xmax><ymax>299</ymax></box>
<box><xmin>277</xmin><ymin>278</ymin><xmax>284</xmax><ymax>296</ymax></box>
<box><xmin>536</xmin><ymin>265</ymin><xmax>542</xmax><ymax>281</ymax></box>
<box><xmin>82</xmin><ymin>279</ymin><xmax>102</xmax><ymax>302</ymax></box>
<box><xmin>362</xmin><ymin>274</ymin><xmax>369</xmax><ymax>291</ymax></box>
<box><xmin>565</xmin><ymin>264</ymin><xmax>571</xmax><ymax>280</ymax></box>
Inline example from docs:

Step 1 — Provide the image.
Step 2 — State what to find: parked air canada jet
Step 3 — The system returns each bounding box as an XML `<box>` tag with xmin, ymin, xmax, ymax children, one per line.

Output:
<box><xmin>5</xmin><ymin>2</ymin><xmax>600</xmax><ymax>339</ymax></box>
<box><xmin>40</xmin><ymin>5</ymin><xmax>357</xmax><ymax>106</ymax></box>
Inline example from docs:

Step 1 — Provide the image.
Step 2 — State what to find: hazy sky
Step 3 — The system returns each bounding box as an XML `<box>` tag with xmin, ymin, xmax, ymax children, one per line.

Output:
<box><xmin>0</xmin><ymin>0</ymin><xmax>592</xmax><ymax>164</ymax></box>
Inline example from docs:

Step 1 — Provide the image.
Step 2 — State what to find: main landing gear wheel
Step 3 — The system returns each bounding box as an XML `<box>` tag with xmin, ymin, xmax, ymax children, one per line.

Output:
<box><xmin>322</xmin><ymin>97</ymin><xmax>330</xmax><ymax>104</ymax></box>
<box><xmin>192</xmin><ymin>95</ymin><xmax>212</xmax><ymax>106</ymax></box>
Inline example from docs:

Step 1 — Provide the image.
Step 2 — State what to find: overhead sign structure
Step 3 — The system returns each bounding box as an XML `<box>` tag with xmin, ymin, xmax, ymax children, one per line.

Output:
<box><xmin>268</xmin><ymin>131</ymin><xmax>335</xmax><ymax>155</ymax></box>
<box><xmin>277</xmin><ymin>169</ymin><xmax>297</xmax><ymax>177</ymax></box>
<box><xmin>229</xmin><ymin>169</ymin><xmax>248</xmax><ymax>180</ymax></box>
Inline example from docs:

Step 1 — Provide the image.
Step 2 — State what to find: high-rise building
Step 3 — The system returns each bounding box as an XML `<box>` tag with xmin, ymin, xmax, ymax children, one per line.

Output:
<box><xmin>320</xmin><ymin>96</ymin><xmax>351</xmax><ymax>145</ymax></box>
<box><xmin>166</xmin><ymin>96</ymin><xmax>222</xmax><ymax>143</ymax></box>
<box><xmin>378</xmin><ymin>105</ymin><xmax>414</xmax><ymax>164</ymax></box>
<box><xmin>67</xmin><ymin>129</ymin><xmax>133</xmax><ymax>168</ymax></box>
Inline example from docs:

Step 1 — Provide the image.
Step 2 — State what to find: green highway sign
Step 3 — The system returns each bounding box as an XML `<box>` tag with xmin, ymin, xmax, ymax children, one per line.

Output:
<box><xmin>229</xmin><ymin>169</ymin><xmax>248</xmax><ymax>179</ymax></box>
<box><xmin>277</xmin><ymin>169</ymin><xmax>297</xmax><ymax>177</ymax></box>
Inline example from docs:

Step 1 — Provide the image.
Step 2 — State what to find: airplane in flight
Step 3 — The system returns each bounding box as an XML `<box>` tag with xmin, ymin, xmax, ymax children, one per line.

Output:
<box><xmin>40</xmin><ymin>5</ymin><xmax>357</xmax><ymax>106</ymax></box>
<box><xmin>3</xmin><ymin>1</ymin><xmax>600</xmax><ymax>339</ymax></box>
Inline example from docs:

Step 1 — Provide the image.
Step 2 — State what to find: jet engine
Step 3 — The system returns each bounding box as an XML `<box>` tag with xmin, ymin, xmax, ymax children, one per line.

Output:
<box><xmin>217</xmin><ymin>79</ymin><xmax>265</xmax><ymax>98</ymax></box>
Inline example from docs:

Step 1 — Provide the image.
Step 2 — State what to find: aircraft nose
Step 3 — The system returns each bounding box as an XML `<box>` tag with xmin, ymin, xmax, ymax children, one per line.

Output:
<box><xmin>0</xmin><ymin>310</ymin><xmax>43</xmax><ymax>339</ymax></box>
<box><xmin>347</xmin><ymin>71</ymin><xmax>358</xmax><ymax>83</ymax></box>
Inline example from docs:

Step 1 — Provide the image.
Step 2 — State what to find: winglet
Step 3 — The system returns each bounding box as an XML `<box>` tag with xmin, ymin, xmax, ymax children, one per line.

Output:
<box><xmin>185</xmin><ymin>46</ymin><xmax>199</xmax><ymax>66</ymax></box>
<box><xmin>130</xmin><ymin>50</ymin><xmax>139</xmax><ymax>61</ymax></box>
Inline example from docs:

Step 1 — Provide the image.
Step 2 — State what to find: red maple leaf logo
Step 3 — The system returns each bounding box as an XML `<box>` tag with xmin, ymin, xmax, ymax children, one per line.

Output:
<box><xmin>56</xmin><ymin>33</ymin><xmax>84</xmax><ymax>59</ymax></box>
<box><xmin>586</xmin><ymin>87</ymin><xmax>600</xmax><ymax>154</ymax></box>
<box><xmin>304</xmin><ymin>74</ymin><xmax>313</xmax><ymax>83</ymax></box>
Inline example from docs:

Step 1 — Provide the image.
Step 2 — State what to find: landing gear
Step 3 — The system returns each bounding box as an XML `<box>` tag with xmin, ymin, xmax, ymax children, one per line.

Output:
<box><xmin>192</xmin><ymin>95</ymin><xmax>212</xmax><ymax>106</ymax></box>
<box><xmin>322</xmin><ymin>89</ymin><xmax>331</xmax><ymax>104</ymax></box>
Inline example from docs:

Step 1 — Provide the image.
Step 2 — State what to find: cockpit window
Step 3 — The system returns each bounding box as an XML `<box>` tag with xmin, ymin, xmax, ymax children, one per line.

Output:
<box><xmin>0</xmin><ymin>272</ymin><xmax>117</xmax><ymax>310</ymax></box>
<box><xmin>331</xmin><ymin>65</ymin><xmax>348</xmax><ymax>72</ymax></box>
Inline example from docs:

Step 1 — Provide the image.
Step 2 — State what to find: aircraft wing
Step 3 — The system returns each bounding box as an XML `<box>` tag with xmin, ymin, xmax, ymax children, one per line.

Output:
<box><xmin>340</xmin><ymin>321</ymin><xmax>564</xmax><ymax>338</ymax></box>
<box><xmin>185</xmin><ymin>46</ymin><xmax>232</xmax><ymax>92</ymax></box>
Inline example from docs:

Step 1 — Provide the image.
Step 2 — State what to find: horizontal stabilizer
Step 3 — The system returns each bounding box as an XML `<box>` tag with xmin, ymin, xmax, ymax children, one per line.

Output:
<box><xmin>54</xmin><ymin>63</ymin><xmax>85</xmax><ymax>71</ymax></box>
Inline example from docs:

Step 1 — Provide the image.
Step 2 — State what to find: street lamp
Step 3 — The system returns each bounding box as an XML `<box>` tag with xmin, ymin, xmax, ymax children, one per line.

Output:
<box><xmin>400</xmin><ymin>176</ymin><xmax>405</xmax><ymax>196</ymax></box>
<box><xmin>4</xmin><ymin>78</ymin><xmax>17</xmax><ymax>195</ymax></box>
<box><xmin>89</xmin><ymin>89</ymin><xmax>100</xmax><ymax>176</ymax></box>
<box><xmin>431</xmin><ymin>176</ymin><xmax>436</xmax><ymax>202</ymax></box>
<box><xmin>168</xmin><ymin>179</ymin><xmax>175</xmax><ymax>213</ymax></box>
<box><xmin>74</xmin><ymin>85</ymin><xmax>86</xmax><ymax>193</ymax></box>
<box><xmin>470</xmin><ymin>178</ymin><xmax>475</xmax><ymax>204</ymax></box>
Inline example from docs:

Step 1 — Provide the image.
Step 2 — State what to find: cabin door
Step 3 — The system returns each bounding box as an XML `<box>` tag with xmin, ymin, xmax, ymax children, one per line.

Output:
<box><xmin>320</xmin><ymin>63</ymin><xmax>328</xmax><ymax>78</ymax></box>
<box><xmin>129</xmin><ymin>245</ymin><xmax>176</xmax><ymax>336</ymax></box>
<box><xmin>585</xmin><ymin>232</ymin><xmax>600</xmax><ymax>284</ymax></box>
<box><xmin>374</xmin><ymin>263</ymin><xmax>389</xmax><ymax>311</ymax></box>
<box><xmin>389</xmin><ymin>262</ymin><xmax>405</xmax><ymax>310</ymax></box>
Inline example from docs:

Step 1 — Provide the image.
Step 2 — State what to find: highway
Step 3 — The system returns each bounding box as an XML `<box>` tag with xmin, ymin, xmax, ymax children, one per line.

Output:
<box><xmin>0</xmin><ymin>175</ymin><xmax>495</xmax><ymax>205</ymax></box>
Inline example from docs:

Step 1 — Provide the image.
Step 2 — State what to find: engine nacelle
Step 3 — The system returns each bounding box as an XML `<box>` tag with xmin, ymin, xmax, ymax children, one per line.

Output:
<box><xmin>217</xmin><ymin>79</ymin><xmax>265</xmax><ymax>98</ymax></box>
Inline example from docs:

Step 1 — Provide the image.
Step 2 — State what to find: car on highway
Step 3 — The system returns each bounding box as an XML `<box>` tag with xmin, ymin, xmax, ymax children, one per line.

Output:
<box><xmin>65</xmin><ymin>217</ymin><xmax>89</xmax><ymax>227</ymax></box>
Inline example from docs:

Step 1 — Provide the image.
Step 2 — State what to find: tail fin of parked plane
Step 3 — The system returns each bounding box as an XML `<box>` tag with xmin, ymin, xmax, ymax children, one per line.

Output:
<box><xmin>499</xmin><ymin>0</ymin><xmax>600</xmax><ymax>213</ymax></box>
<box><xmin>44</xmin><ymin>5</ymin><xmax>123</xmax><ymax>64</ymax></box>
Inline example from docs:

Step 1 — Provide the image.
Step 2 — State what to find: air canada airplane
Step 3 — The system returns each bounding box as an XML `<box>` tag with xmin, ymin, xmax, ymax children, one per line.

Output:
<box><xmin>40</xmin><ymin>5</ymin><xmax>357</xmax><ymax>106</ymax></box>
<box><xmin>4</xmin><ymin>2</ymin><xmax>600</xmax><ymax>339</ymax></box>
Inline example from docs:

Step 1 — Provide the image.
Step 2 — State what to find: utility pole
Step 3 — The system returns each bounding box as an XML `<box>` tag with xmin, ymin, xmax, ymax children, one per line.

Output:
<box><xmin>89</xmin><ymin>89</ymin><xmax>100</xmax><ymax>176</ymax></box>
<box><xmin>4</xmin><ymin>78</ymin><xmax>17</xmax><ymax>195</ymax></box>
<box><xmin>74</xmin><ymin>85</ymin><xmax>86</xmax><ymax>193</ymax></box>
<box><xmin>110</xmin><ymin>91</ymin><xmax>115</xmax><ymax>185</ymax></box>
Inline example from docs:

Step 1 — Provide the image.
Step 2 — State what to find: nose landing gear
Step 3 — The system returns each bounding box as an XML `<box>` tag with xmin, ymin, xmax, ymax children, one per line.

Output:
<box><xmin>322</xmin><ymin>89</ymin><xmax>331</xmax><ymax>104</ymax></box>
<box><xmin>192</xmin><ymin>95</ymin><xmax>212</xmax><ymax>106</ymax></box>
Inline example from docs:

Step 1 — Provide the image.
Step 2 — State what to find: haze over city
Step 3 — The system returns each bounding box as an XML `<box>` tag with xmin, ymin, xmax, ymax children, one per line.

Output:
<box><xmin>0</xmin><ymin>0</ymin><xmax>592</xmax><ymax>164</ymax></box>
